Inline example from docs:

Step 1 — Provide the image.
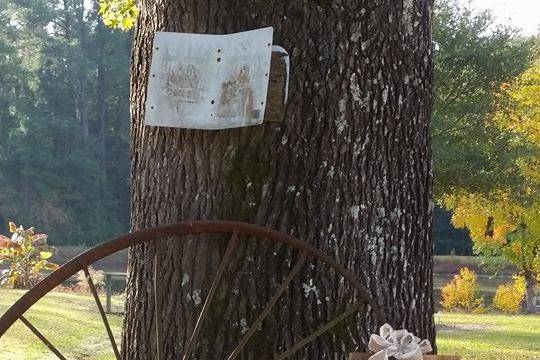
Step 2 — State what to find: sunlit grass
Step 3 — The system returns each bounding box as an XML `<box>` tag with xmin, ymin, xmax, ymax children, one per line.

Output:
<box><xmin>1</xmin><ymin>288</ymin><xmax>539</xmax><ymax>359</ymax></box>
<box><xmin>0</xmin><ymin>288</ymin><xmax>123</xmax><ymax>360</ymax></box>
<box><xmin>437</xmin><ymin>312</ymin><xmax>540</xmax><ymax>360</ymax></box>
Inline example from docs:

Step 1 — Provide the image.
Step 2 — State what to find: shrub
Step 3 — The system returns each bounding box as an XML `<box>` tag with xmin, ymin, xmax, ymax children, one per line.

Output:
<box><xmin>441</xmin><ymin>267</ymin><xmax>485</xmax><ymax>312</ymax></box>
<box><xmin>493</xmin><ymin>275</ymin><xmax>526</xmax><ymax>314</ymax></box>
<box><xmin>0</xmin><ymin>222</ymin><xmax>59</xmax><ymax>288</ymax></box>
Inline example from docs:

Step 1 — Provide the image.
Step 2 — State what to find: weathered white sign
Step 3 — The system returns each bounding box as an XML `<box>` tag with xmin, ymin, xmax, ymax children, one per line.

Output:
<box><xmin>145</xmin><ymin>27</ymin><xmax>274</xmax><ymax>130</ymax></box>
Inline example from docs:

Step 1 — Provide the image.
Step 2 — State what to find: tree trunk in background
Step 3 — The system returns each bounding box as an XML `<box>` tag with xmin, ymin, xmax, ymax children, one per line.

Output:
<box><xmin>123</xmin><ymin>1</ymin><xmax>435</xmax><ymax>359</ymax></box>
<box><xmin>524</xmin><ymin>273</ymin><xmax>538</xmax><ymax>314</ymax></box>
<box><xmin>95</xmin><ymin>20</ymin><xmax>108</xmax><ymax>182</ymax></box>
<box><xmin>73</xmin><ymin>0</ymin><xmax>89</xmax><ymax>140</ymax></box>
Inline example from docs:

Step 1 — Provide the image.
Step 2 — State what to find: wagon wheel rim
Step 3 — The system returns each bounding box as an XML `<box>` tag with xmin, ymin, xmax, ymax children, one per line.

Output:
<box><xmin>0</xmin><ymin>220</ymin><xmax>386</xmax><ymax>359</ymax></box>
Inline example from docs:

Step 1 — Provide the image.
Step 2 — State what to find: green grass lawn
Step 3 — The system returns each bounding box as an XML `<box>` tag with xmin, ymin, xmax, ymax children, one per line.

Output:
<box><xmin>0</xmin><ymin>289</ymin><xmax>123</xmax><ymax>360</ymax></box>
<box><xmin>437</xmin><ymin>312</ymin><xmax>540</xmax><ymax>360</ymax></box>
<box><xmin>1</xmin><ymin>288</ymin><xmax>539</xmax><ymax>359</ymax></box>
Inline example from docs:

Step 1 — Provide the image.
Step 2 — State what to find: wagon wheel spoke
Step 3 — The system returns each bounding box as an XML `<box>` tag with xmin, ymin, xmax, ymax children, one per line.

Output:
<box><xmin>274</xmin><ymin>300</ymin><xmax>365</xmax><ymax>360</ymax></box>
<box><xmin>19</xmin><ymin>315</ymin><xmax>68</xmax><ymax>360</ymax></box>
<box><xmin>227</xmin><ymin>252</ymin><xmax>308</xmax><ymax>360</ymax></box>
<box><xmin>182</xmin><ymin>231</ymin><xmax>240</xmax><ymax>360</ymax></box>
<box><xmin>83</xmin><ymin>266</ymin><xmax>121</xmax><ymax>360</ymax></box>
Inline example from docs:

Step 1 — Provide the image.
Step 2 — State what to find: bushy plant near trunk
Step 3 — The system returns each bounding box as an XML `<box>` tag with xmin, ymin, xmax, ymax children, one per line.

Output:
<box><xmin>0</xmin><ymin>222</ymin><xmax>58</xmax><ymax>289</ymax></box>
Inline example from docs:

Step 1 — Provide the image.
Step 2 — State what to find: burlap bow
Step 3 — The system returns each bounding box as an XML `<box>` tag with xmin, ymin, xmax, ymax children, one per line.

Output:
<box><xmin>368</xmin><ymin>323</ymin><xmax>432</xmax><ymax>360</ymax></box>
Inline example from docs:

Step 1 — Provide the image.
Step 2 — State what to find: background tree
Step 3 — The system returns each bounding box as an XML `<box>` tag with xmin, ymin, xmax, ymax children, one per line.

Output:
<box><xmin>444</xmin><ymin>57</ymin><xmax>540</xmax><ymax>313</ymax></box>
<box><xmin>430</xmin><ymin>0</ymin><xmax>535</xmax><ymax>255</ymax></box>
<box><xmin>0</xmin><ymin>0</ymin><xmax>131</xmax><ymax>245</ymax></box>
<box><xmin>432</xmin><ymin>0</ymin><xmax>533</xmax><ymax>196</ymax></box>
<box><xmin>123</xmin><ymin>0</ymin><xmax>435</xmax><ymax>359</ymax></box>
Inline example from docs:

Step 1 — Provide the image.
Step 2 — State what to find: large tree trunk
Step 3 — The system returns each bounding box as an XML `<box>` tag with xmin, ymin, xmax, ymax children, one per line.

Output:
<box><xmin>123</xmin><ymin>1</ymin><xmax>435</xmax><ymax>359</ymax></box>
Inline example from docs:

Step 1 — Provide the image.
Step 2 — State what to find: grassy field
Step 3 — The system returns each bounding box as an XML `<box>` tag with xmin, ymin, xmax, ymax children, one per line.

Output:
<box><xmin>0</xmin><ymin>288</ymin><xmax>539</xmax><ymax>359</ymax></box>
<box><xmin>437</xmin><ymin>312</ymin><xmax>540</xmax><ymax>360</ymax></box>
<box><xmin>0</xmin><ymin>289</ymin><xmax>123</xmax><ymax>360</ymax></box>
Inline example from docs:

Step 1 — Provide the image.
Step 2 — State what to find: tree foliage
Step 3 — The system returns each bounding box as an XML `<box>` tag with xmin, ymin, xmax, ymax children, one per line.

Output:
<box><xmin>444</xmin><ymin>56</ymin><xmax>539</xmax><ymax>270</ymax></box>
<box><xmin>99</xmin><ymin>0</ymin><xmax>138</xmax><ymax>31</ymax></box>
<box><xmin>0</xmin><ymin>0</ymin><xmax>131</xmax><ymax>245</ymax></box>
<box><xmin>0</xmin><ymin>222</ymin><xmax>58</xmax><ymax>288</ymax></box>
<box><xmin>443</xmin><ymin>56</ymin><xmax>540</xmax><ymax>311</ymax></box>
<box><xmin>494</xmin><ymin>57</ymin><xmax>540</xmax><ymax>145</ymax></box>
<box><xmin>424</xmin><ymin>0</ymin><xmax>537</xmax><ymax>255</ymax></box>
<box><xmin>432</xmin><ymin>0</ymin><xmax>534</xmax><ymax>197</ymax></box>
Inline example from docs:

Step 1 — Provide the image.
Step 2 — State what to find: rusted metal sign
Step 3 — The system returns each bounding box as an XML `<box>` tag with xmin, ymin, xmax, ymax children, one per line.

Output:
<box><xmin>145</xmin><ymin>28</ymin><xmax>276</xmax><ymax>129</ymax></box>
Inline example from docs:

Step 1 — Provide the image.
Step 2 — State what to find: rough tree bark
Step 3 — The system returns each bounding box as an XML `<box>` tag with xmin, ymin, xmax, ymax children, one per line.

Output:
<box><xmin>123</xmin><ymin>1</ymin><xmax>435</xmax><ymax>359</ymax></box>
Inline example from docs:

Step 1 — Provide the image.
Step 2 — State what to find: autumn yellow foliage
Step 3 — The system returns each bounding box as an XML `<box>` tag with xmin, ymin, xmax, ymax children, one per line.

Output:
<box><xmin>442</xmin><ymin>58</ymin><xmax>540</xmax><ymax>301</ymax></box>
<box><xmin>493</xmin><ymin>275</ymin><xmax>526</xmax><ymax>314</ymax></box>
<box><xmin>441</xmin><ymin>267</ymin><xmax>485</xmax><ymax>313</ymax></box>
<box><xmin>494</xmin><ymin>58</ymin><xmax>540</xmax><ymax>145</ymax></box>
<box><xmin>446</xmin><ymin>190</ymin><xmax>520</xmax><ymax>247</ymax></box>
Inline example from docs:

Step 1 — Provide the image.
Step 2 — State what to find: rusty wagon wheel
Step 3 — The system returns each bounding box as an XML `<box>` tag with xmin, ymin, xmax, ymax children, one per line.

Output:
<box><xmin>0</xmin><ymin>220</ymin><xmax>386</xmax><ymax>359</ymax></box>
